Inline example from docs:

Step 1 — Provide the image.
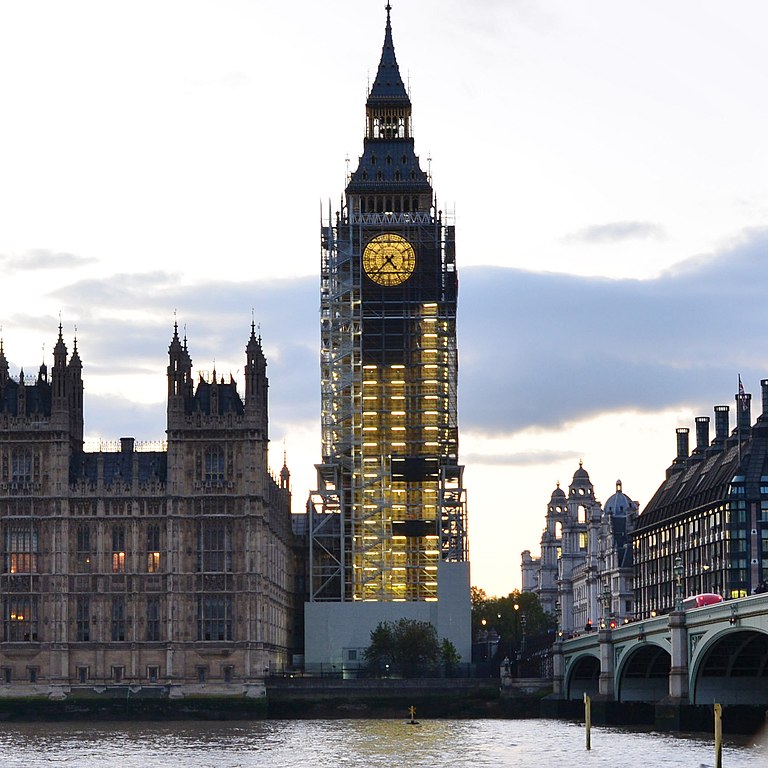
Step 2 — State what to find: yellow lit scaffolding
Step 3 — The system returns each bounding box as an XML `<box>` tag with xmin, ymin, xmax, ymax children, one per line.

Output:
<box><xmin>308</xmin><ymin>208</ymin><xmax>467</xmax><ymax>603</ymax></box>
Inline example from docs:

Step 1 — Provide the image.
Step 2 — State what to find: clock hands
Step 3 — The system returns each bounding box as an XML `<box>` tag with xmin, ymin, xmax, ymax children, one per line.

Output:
<box><xmin>362</xmin><ymin>234</ymin><xmax>415</xmax><ymax>286</ymax></box>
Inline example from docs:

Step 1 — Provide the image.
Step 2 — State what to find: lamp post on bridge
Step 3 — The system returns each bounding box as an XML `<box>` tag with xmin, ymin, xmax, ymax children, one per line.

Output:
<box><xmin>600</xmin><ymin>587</ymin><xmax>611</xmax><ymax>629</ymax></box>
<box><xmin>674</xmin><ymin>556</ymin><xmax>684</xmax><ymax>612</ymax></box>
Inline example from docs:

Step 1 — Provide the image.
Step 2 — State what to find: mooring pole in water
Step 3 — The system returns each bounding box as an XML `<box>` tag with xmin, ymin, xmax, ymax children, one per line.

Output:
<box><xmin>714</xmin><ymin>702</ymin><xmax>722</xmax><ymax>768</ymax></box>
<box><xmin>583</xmin><ymin>693</ymin><xmax>591</xmax><ymax>751</ymax></box>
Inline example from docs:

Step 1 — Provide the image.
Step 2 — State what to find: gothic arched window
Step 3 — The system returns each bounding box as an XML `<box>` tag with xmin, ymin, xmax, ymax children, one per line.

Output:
<box><xmin>11</xmin><ymin>449</ymin><xmax>31</xmax><ymax>483</ymax></box>
<box><xmin>204</xmin><ymin>445</ymin><xmax>225</xmax><ymax>484</ymax></box>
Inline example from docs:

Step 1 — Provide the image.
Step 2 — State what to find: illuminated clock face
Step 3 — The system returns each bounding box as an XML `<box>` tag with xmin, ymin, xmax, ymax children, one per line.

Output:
<box><xmin>362</xmin><ymin>233</ymin><xmax>416</xmax><ymax>286</ymax></box>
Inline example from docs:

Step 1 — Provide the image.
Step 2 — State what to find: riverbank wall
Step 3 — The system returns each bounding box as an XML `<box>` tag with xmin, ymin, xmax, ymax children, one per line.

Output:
<box><xmin>0</xmin><ymin>679</ymin><xmax>764</xmax><ymax>735</ymax></box>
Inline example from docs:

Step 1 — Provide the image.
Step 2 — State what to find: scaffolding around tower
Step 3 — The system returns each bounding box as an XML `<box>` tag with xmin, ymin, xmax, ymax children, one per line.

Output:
<box><xmin>308</xmin><ymin>203</ymin><xmax>468</xmax><ymax>604</ymax></box>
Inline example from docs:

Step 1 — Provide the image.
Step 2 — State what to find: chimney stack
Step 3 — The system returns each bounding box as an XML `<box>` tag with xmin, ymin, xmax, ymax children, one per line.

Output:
<box><xmin>675</xmin><ymin>427</ymin><xmax>690</xmax><ymax>461</ymax></box>
<box><xmin>761</xmin><ymin>379</ymin><xmax>768</xmax><ymax>419</ymax></box>
<box><xmin>736</xmin><ymin>391</ymin><xmax>751</xmax><ymax>436</ymax></box>
<box><xmin>694</xmin><ymin>416</ymin><xmax>710</xmax><ymax>452</ymax></box>
<box><xmin>713</xmin><ymin>405</ymin><xmax>730</xmax><ymax>444</ymax></box>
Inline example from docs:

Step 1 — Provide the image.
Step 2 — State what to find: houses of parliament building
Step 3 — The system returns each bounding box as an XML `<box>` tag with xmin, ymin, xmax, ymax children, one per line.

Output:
<box><xmin>0</xmin><ymin>324</ymin><xmax>297</xmax><ymax>697</ymax></box>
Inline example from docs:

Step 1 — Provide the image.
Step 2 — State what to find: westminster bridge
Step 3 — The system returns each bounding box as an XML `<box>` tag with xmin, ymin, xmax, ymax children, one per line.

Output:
<box><xmin>553</xmin><ymin>592</ymin><xmax>768</xmax><ymax>705</ymax></box>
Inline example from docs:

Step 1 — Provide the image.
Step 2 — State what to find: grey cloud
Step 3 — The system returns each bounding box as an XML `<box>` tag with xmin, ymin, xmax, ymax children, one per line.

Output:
<box><xmin>462</xmin><ymin>450</ymin><xmax>580</xmax><ymax>467</ymax></box>
<box><xmin>85</xmin><ymin>395</ymin><xmax>167</xmax><ymax>444</ymax></box>
<box><xmin>459</xmin><ymin>226</ymin><xmax>768</xmax><ymax>433</ymax></box>
<box><xmin>7</xmin><ymin>230</ymin><xmax>768</xmax><ymax>445</ymax></box>
<box><xmin>565</xmin><ymin>221</ymin><xmax>666</xmax><ymax>244</ymax></box>
<box><xmin>47</xmin><ymin>274</ymin><xmax>319</xmax><ymax>438</ymax></box>
<box><xmin>1</xmin><ymin>249</ymin><xmax>95</xmax><ymax>272</ymax></box>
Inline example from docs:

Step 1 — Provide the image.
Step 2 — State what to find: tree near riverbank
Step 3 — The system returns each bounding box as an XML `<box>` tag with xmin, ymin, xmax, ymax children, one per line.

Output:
<box><xmin>471</xmin><ymin>587</ymin><xmax>555</xmax><ymax>658</ymax></box>
<box><xmin>363</xmin><ymin>618</ymin><xmax>459</xmax><ymax>677</ymax></box>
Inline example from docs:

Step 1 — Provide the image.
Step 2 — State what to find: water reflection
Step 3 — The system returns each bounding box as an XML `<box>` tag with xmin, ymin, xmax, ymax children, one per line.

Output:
<box><xmin>0</xmin><ymin>719</ymin><xmax>764</xmax><ymax>767</ymax></box>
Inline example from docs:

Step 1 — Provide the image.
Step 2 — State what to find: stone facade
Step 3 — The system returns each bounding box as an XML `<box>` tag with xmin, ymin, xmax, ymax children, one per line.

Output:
<box><xmin>0</xmin><ymin>324</ymin><xmax>297</xmax><ymax>698</ymax></box>
<box><xmin>522</xmin><ymin>464</ymin><xmax>638</xmax><ymax>635</ymax></box>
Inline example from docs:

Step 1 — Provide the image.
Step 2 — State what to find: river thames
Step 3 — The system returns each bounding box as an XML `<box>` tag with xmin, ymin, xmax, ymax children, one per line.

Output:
<box><xmin>0</xmin><ymin>718</ymin><xmax>765</xmax><ymax>767</ymax></box>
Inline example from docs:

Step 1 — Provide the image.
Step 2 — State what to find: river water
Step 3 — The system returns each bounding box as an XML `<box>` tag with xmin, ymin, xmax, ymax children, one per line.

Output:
<box><xmin>0</xmin><ymin>719</ymin><xmax>765</xmax><ymax>767</ymax></box>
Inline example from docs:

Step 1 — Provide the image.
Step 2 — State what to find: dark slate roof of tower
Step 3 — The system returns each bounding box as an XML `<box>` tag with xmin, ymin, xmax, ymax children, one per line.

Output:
<box><xmin>70</xmin><ymin>450</ymin><xmax>167</xmax><ymax>485</ymax></box>
<box><xmin>635</xmin><ymin>417</ymin><xmax>768</xmax><ymax>531</ymax></box>
<box><xmin>347</xmin><ymin>139</ymin><xmax>432</xmax><ymax>194</ymax></box>
<box><xmin>192</xmin><ymin>377</ymin><xmax>245</xmax><ymax>416</ymax></box>
<box><xmin>368</xmin><ymin>3</ymin><xmax>410</xmax><ymax>106</ymax></box>
<box><xmin>1</xmin><ymin>376</ymin><xmax>52</xmax><ymax>416</ymax></box>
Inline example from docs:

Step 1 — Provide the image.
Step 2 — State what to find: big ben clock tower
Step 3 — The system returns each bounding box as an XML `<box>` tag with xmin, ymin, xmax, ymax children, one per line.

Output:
<box><xmin>306</xmin><ymin>3</ymin><xmax>470</xmax><ymax>666</ymax></box>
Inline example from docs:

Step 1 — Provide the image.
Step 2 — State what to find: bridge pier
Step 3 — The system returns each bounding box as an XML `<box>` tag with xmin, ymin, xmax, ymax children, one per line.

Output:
<box><xmin>598</xmin><ymin>628</ymin><xmax>614</xmax><ymax>698</ymax></box>
<box><xmin>552</xmin><ymin>639</ymin><xmax>564</xmax><ymax>697</ymax></box>
<box><xmin>667</xmin><ymin>611</ymin><xmax>688</xmax><ymax>702</ymax></box>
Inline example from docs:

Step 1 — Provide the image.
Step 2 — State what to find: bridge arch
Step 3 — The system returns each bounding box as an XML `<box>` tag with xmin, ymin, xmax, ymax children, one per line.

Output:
<box><xmin>616</xmin><ymin>642</ymin><xmax>671</xmax><ymax>702</ymax></box>
<box><xmin>565</xmin><ymin>652</ymin><xmax>600</xmax><ymax>700</ymax></box>
<box><xmin>690</xmin><ymin>627</ymin><xmax>768</xmax><ymax>705</ymax></box>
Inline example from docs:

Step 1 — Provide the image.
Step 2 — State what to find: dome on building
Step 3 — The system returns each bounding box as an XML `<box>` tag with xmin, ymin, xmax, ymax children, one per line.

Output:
<box><xmin>550</xmin><ymin>483</ymin><xmax>566</xmax><ymax>500</ymax></box>
<box><xmin>572</xmin><ymin>462</ymin><xmax>590</xmax><ymax>482</ymax></box>
<box><xmin>569</xmin><ymin>461</ymin><xmax>593</xmax><ymax>497</ymax></box>
<box><xmin>548</xmin><ymin>482</ymin><xmax>567</xmax><ymax>513</ymax></box>
<box><xmin>604</xmin><ymin>480</ymin><xmax>634</xmax><ymax>517</ymax></box>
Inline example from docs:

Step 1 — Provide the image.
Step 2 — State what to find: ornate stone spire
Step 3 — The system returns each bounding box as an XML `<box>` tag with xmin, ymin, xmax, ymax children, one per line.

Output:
<box><xmin>368</xmin><ymin>2</ymin><xmax>410</xmax><ymax>107</ymax></box>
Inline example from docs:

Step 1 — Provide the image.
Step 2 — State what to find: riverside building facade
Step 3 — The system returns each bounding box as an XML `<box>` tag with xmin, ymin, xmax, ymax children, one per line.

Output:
<box><xmin>0</xmin><ymin>325</ymin><xmax>297</xmax><ymax>697</ymax></box>
<box><xmin>633</xmin><ymin>382</ymin><xmax>768</xmax><ymax>617</ymax></box>
<box><xmin>522</xmin><ymin>464</ymin><xmax>638</xmax><ymax>635</ymax></box>
<box><xmin>305</xmin><ymin>5</ymin><xmax>471</xmax><ymax>666</ymax></box>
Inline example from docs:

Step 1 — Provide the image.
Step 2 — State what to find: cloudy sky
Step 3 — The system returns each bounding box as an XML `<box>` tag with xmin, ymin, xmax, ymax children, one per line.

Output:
<box><xmin>2</xmin><ymin>1</ymin><xmax>768</xmax><ymax>596</ymax></box>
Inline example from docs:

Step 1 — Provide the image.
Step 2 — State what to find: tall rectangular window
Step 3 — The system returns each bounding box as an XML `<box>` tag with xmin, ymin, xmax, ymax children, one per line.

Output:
<box><xmin>112</xmin><ymin>525</ymin><xmax>126</xmax><ymax>573</ymax></box>
<box><xmin>76</xmin><ymin>596</ymin><xmax>90</xmax><ymax>641</ymax></box>
<box><xmin>4</xmin><ymin>526</ymin><xmax>39</xmax><ymax>574</ymax></box>
<box><xmin>76</xmin><ymin>525</ymin><xmax>92</xmax><ymax>572</ymax></box>
<box><xmin>146</xmin><ymin>597</ymin><xmax>161</xmax><ymax>641</ymax></box>
<box><xmin>198</xmin><ymin>523</ymin><xmax>232</xmax><ymax>572</ymax></box>
<box><xmin>146</xmin><ymin>523</ymin><xmax>161</xmax><ymax>573</ymax></box>
<box><xmin>204</xmin><ymin>445</ymin><xmax>225</xmax><ymax>483</ymax></box>
<box><xmin>197</xmin><ymin>595</ymin><xmax>233</xmax><ymax>641</ymax></box>
<box><xmin>11</xmin><ymin>449</ymin><xmax>32</xmax><ymax>483</ymax></box>
<box><xmin>3</xmin><ymin>596</ymin><xmax>38</xmax><ymax>641</ymax></box>
<box><xmin>111</xmin><ymin>596</ymin><xmax>126</xmax><ymax>641</ymax></box>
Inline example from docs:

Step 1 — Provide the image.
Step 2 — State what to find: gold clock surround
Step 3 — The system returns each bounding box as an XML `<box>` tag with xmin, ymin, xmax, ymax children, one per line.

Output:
<box><xmin>362</xmin><ymin>233</ymin><xmax>416</xmax><ymax>286</ymax></box>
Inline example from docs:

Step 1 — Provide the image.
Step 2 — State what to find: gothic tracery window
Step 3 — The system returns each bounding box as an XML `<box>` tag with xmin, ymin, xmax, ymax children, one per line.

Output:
<box><xmin>4</xmin><ymin>526</ymin><xmax>39</xmax><ymax>573</ymax></box>
<box><xmin>204</xmin><ymin>445</ymin><xmax>225</xmax><ymax>484</ymax></box>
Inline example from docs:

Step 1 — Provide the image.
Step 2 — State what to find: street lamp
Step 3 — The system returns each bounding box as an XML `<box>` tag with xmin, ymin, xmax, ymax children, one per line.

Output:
<box><xmin>600</xmin><ymin>587</ymin><xmax>611</xmax><ymax>629</ymax></box>
<box><xmin>674</xmin><ymin>556</ymin><xmax>684</xmax><ymax>612</ymax></box>
<box><xmin>513</xmin><ymin>602</ymin><xmax>520</xmax><ymax>648</ymax></box>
